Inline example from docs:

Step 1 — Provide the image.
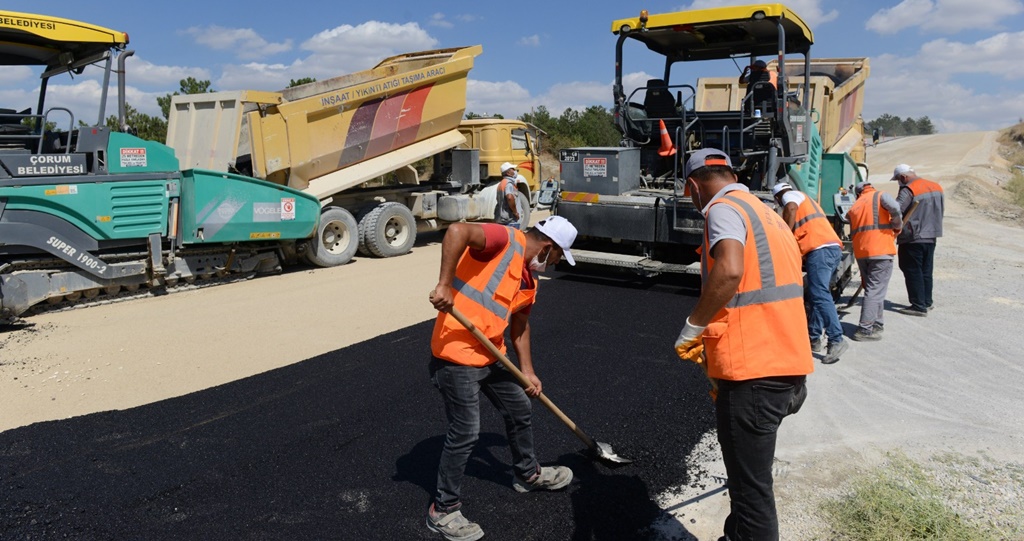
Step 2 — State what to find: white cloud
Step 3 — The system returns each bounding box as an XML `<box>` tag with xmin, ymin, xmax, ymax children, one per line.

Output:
<box><xmin>518</xmin><ymin>35</ymin><xmax>541</xmax><ymax>47</ymax></box>
<box><xmin>864</xmin><ymin>33</ymin><xmax>1024</xmax><ymax>131</ymax></box>
<box><xmin>428</xmin><ymin>13</ymin><xmax>454</xmax><ymax>29</ymax></box>
<box><xmin>216</xmin><ymin>61</ymin><xmax>298</xmax><ymax>91</ymax></box>
<box><xmin>184</xmin><ymin>26</ymin><xmax>293</xmax><ymax>60</ymax></box>
<box><xmin>466</xmin><ymin>74</ymin><xmax>658</xmax><ymax>119</ymax></box>
<box><xmin>456</xmin><ymin>14</ymin><xmax>481</xmax><ymax>23</ymax></box>
<box><xmin>0</xmin><ymin>66</ymin><xmax>36</xmax><ymax>87</ymax></box>
<box><xmin>125</xmin><ymin>56</ymin><xmax>211</xmax><ymax>88</ymax></box>
<box><xmin>866</xmin><ymin>0</ymin><xmax>1024</xmax><ymax>35</ymax></box>
<box><xmin>678</xmin><ymin>0</ymin><xmax>838</xmax><ymax>26</ymax></box>
<box><xmin>215</xmin><ymin>21</ymin><xmax>439</xmax><ymax>90</ymax></box>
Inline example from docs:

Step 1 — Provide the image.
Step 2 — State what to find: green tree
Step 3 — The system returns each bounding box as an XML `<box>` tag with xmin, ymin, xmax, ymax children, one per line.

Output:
<box><xmin>519</xmin><ymin>105</ymin><xmax>558</xmax><ymax>135</ymax></box>
<box><xmin>157</xmin><ymin>77</ymin><xmax>214</xmax><ymax>119</ymax></box>
<box><xmin>464</xmin><ymin>111</ymin><xmax>504</xmax><ymax>119</ymax></box>
<box><xmin>915</xmin><ymin>116</ymin><xmax>936</xmax><ymax>135</ymax></box>
<box><xmin>20</xmin><ymin>116</ymin><xmax>57</xmax><ymax>132</ymax></box>
<box><xmin>288</xmin><ymin>77</ymin><xmax>317</xmax><ymax>87</ymax></box>
<box><xmin>106</xmin><ymin>103</ymin><xmax>167</xmax><ymax>142</ymax></box>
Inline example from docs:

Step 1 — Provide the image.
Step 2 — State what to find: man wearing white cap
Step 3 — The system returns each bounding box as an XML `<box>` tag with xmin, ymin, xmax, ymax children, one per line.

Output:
<box><xmin>772</xmin><ymin>182</ymin><xmax>849</xmax><ymax>364</ymax></box>
<box><xmin>496</xmin><ymin>162</ymin><xmax>523</xmax><ymax>229</ymax></box>
<box><xmin>892</xmin><ymin>164</ymin><xmax>944</xmax><ymax>316</ymax></box>
<box><xmin>426</xmin><ymin>216</ymin><xmax>577</xmax><ymax>541</ymax></box>
<box><xmin>674</xmin><ymin>148</ymin><xmax>811</xmax><ymax>541</ymax></box>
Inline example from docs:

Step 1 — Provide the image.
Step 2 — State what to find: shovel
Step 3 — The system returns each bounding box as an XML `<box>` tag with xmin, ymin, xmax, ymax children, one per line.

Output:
<box><xmin>444</xmin><ymin>304</ymin><xmax>632</xmax><ymax>465</ymax></box>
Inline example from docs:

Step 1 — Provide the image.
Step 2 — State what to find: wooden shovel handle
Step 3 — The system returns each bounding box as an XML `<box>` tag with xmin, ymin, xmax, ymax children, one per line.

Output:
<box><xmin>441</xmin><ymin>302</ymin><xmax>597</xmax><ymax>449</ymax></box>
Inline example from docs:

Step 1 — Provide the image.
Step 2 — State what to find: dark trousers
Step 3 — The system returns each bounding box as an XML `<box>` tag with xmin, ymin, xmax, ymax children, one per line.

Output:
<box><xmin>716</xmin><ymin>376</ymin><xmax>808</xmax><ymax>541</ymax></box>
<box><xmin>429</xmin><ymin>356</ymin><xmax>538</xmax><ymax>511</ymax></box>
<box><xmin>898</xmin><ymin>242</ymin><xmax>935</xmax><ymax>311</ymax></box>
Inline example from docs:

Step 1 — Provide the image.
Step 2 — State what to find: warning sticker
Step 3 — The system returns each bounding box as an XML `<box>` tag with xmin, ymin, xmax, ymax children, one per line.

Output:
<box><xmin>120</xmin><ymin>147</ymin><xmax>147</xmax><ymax>167</ymax></box>
<box><xmin>281</xmin><ymin>197</ymin><xmax>295</xmax><ymax>221</ymax></box>
<box><xmin>44</xmin><ymin>185</ymin><xmax>79</xmax><ymax>196</ymax></box>
<box><xmin>583</xmin><ymin>157</ymin><xmax>607</xmax><ymax>177</ymax></box>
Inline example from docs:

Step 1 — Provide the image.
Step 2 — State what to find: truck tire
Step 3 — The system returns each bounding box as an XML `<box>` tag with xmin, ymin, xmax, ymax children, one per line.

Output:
<box><xmin>305</xmin><ymin>207</ymin><xmax>359</xmax><ymax>267</ymax></box>
<box><xmin>354</xmin><ymin>205</ymin><xmax>377</xmax><ymax>257</ymax></box>
<box><xmin>516</xmin><ymin>190</ymin><xmax>531</xmax><ymax>230</ymax></box>
<box><xmin>363</xmin><ymin>202</ymin><xmax>417</xmax><ymax>258</ymax></box>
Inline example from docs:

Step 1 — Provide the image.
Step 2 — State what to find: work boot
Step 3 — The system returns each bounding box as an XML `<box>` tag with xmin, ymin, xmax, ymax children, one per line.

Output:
<box><xmin>873</xmin><ymin>323</ymin><xmax>884</xmax><ymax>335</ymax></box>
<box><xmin>897</xmin><ymin>307</ymin><xmax>928</xmax><ymax>317</ymax></box>
<box><xmin>513</xmin><ymin>466</ymin><xmax>573</xmax><ymax>493</ymax></box>
<box><xmin>852</xmin><ymin>327</ymin><xmax>881</xmax><ymax>342</ymax></box>
<box><xmin>822</xmin><ymin>340</ymin><xmax>848</xmax><ymax>364</ymax></box>
<box><xmin>810</xmin><ymin>336</ymin><xmax>826</xmax><ymax>353</ymax></box>
<box><xmin>426</xmin><ymin>503</ymin><xmax>484</xmax><ymax>541</ymax></box>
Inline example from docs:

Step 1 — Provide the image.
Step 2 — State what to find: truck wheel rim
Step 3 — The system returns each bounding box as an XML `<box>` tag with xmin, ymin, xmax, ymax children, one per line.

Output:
<box><xmin>323</xmin><ymin>220</ymin><xmax>351</xmax><ymax>255</ymax></box>
<box><xmin>384</xmin><ymin>217</ymin><xmax>410</xmax><ymax>247</ymax></box>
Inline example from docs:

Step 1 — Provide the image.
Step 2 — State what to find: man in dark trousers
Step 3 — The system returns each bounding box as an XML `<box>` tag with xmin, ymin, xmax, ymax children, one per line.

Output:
<box><xmin>426</xmin><ymin>217</ymin><xmax>578</xmax><ymax>541</ymax></box>
<box><xmin>675</xmin><ymin>149</ymin><xmax>812</xmax><ymax>541</ymax></box>
<box><xmin>892</xmin><ymin>164</ymin><xmax>944</xmax><ymax>316</ymax></box>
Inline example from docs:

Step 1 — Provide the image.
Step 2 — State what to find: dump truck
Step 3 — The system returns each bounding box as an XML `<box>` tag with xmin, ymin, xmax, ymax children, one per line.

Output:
<box><xmin>553</xmin><ymin>3</ymin><xmax>869</xmax><ymax>298</ymax></box>
<box><xmin>0</xmin><ymin>10</ymin><xmax>520</xmax><ymax>319</ymax></box>
<box><xmin>166</xmin><ymin>45</ymin><xmax>534</xmax><ymax>266</ymax></box>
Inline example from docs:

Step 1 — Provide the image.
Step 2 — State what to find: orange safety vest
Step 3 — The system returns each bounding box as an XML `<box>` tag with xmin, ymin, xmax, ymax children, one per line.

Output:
<box><xmin>701</xmin><ymin>191</ymin><xmax>814</xmax><ymax>381</ymax></box>
<box><xmin>431</xmin><ymin>227</ymin><xmax>535</xmax><ymax>367</ymax></box>
<box><xmin>848</xmin><ymin>186</ymin><xmax>896</xmax><ymax>259</ymax></box>
<box><xmin>791</xmin><ymin>194</ymin><xmax>842</xmax><ymax>256</ymax></box>
<box><xmin>901</xmin><ymin>177</ymin><xmax>944</xmax><ymax>241</ymax></box>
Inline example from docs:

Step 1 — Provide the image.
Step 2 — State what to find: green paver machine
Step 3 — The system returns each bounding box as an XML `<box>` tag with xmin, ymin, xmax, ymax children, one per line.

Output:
<box><xmin>552</xmin><ymin>3</ymin><xmax>869</xmax><ymax>299</ymax></box>
<box><xmin>0</xmin><ymin>11</ymin><xmax>320</xmax><ymax>318</ymax></box>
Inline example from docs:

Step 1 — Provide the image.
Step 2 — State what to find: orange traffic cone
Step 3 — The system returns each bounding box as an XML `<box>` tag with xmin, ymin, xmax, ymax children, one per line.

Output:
<box><xmin>657</xmin><ymin>119</ymin><xmax>676</xmax><ymax>157</ymax></box>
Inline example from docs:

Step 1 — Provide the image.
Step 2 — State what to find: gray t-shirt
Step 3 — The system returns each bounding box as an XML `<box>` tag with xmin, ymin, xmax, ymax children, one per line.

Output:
<box><xmin>704</xmin><ymin>184</ymin><xmax>749</xmax><ymax>250</ymax></box>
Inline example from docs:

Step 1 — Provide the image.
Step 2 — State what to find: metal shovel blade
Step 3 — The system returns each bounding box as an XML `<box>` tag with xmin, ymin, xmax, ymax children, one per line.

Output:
<box><xmin>593</xmin><ymin>440</ymin><xmax>633</xmax><ymax>465</ymax></box>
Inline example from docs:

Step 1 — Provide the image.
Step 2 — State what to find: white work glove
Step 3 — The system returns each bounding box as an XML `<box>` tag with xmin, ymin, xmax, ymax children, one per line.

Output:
<box><xmin>674</xmin><ymin>318</ymin><xmax>707</xmax><ymax>363</ymax></box>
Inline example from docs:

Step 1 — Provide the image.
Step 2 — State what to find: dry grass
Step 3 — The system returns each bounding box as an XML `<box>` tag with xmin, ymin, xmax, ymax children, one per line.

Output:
<box><xmin>998</xmin><ymin>123</ymin><xmax>1024</xmax><ymax>206</ymax></box>
<box><xmin>818</xmin><ymin>452</ymin><xmax>995</xmax><ymax>541</ymax></box>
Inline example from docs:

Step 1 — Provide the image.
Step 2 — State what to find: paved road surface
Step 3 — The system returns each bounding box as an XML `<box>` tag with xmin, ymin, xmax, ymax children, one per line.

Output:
<box><xmin>1</xmin><ymin>275</ymin><xmax>717</xmax><ymax>540</ymax></box>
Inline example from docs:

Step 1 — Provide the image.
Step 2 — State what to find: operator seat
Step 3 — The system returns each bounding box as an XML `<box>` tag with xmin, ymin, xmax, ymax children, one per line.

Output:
<box><xmin>748</xmin><ymin>81</ymin><xmax>776</xmax><ymax>116</ymax></box>
<box><xmin>644</xmin><ymin>79</ymin><xmax>681</xmax><ymax>139</ymax></box>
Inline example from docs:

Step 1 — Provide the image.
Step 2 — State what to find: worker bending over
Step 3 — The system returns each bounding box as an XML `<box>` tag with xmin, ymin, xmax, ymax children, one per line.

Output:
<box><xmin>772</xmin><ymin>182</ymin><xmax>848</xmax><ymax>364</ymax></box>
<box><xmin>426</xmin><ymin>217</ymin><xmax>578</xmax><ymax>541</ymax></box>
<box><xmin>848</xmin><ymin>182</ymin><xmax>902</xmax><ymax>340</ymax></box>
<box><xmin>675</xmin><ymin>149</ymin><xmax>812</xmax><ymax>541</ymax></box>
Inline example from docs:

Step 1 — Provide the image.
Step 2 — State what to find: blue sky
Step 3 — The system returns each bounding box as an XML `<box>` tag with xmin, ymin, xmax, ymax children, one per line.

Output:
<box><xmin>4</xmin><ymin>0</ymin><xmax>1023</xmax><ymax>133</ymax></box>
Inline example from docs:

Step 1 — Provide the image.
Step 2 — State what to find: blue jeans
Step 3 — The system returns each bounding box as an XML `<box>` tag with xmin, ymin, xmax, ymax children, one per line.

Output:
<box><xmin>429</xmin><ymin>356</ymin><xmax>538</xmax><ymax>511</ymax></box>
<box><xmin>898</xmin><ymin>242</ymin><xmax>935</xmax><ymax>311</ymax></box>
<box><xmin>717</xmin><ymin>376</ymin><xmax>808</xmax><ymax>541</ymax></box>
<box><xmin>804</xmin><ymin>245</ymin><xmax>844</xmax><ymax>344</ymax></box>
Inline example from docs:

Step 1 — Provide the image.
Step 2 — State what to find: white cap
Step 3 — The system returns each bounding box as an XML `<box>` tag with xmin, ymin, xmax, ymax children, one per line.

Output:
<box><xmin>500</xmin><ymin>162</ymin><xmax>516</xmax><ymax>173</ymax></box>
<box><xmin>891</xmin><ymin>164</ymin><xmax>913</xmax><ymax>180</ymax></box>
<box><xmin>855</xmin><ymin>181</ymin><xmax>871</xmax><ymax>194</ymax></box>
<box><xmin>771</xmin><ymin>182</ymin><xmax>793</xmax><ymax>196</ymax></box>
<box><xmin>533</xmin><ymin>216</ymin><xmax>577</xmax><ymax>266</ymax></box>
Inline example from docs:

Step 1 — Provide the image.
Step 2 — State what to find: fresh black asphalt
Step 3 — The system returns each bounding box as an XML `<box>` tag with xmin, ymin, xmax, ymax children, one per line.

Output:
<box><xmin>0</xmin><ymin>274</ymin><xmax>717</xmax><ymax>541</ymax></box>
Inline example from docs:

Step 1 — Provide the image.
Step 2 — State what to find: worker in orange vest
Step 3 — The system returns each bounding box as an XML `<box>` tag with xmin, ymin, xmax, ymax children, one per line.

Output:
<box><xmin>675</xmin><ymin>149</ymin><xmax>812</xmax><ymax>541</ymax></box>
<box><xmin>772</xmin><ymin>182</ymin><xmax>849</xmax><ymax>364</ymax></box>
<box><xmin>848</xmin><ymin>182</ymin><xmax>903</xmax><ymax>341</ymax></box>
<box><xmin>892</xmin><ymin>164</ymin><xmax>944</xmax><ymax>316</ymax></box>
<box><xmin>426</xmin><ymin>216</ymin><xmax>578</xmax><ymax>541</ymax></box>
